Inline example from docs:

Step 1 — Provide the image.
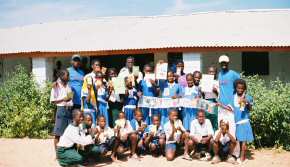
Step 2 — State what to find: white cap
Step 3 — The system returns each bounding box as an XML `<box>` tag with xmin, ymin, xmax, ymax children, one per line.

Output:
<box><xmin>218</xmin><ymin>55</ymin><xmax>230</xmax><ymax>63</ymax></box>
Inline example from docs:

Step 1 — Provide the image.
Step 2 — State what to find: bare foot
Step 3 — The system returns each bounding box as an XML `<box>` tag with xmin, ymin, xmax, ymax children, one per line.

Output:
<box><xmin>131</xmin><ymin>154</ymin><xmax>141</xmax><ymax>161</ymax></box>
<box><xmin>111</xmin><ymin>154</ymin><xmax>122</xmax><ymax>163</ymax></box>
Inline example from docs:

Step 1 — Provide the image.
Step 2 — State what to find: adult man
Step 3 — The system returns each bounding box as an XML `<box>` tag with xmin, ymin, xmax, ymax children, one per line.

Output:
<box><xmin>118</xmin><ymin>56</ymin><xmax>143</xmax><ymax>84</ymax></box>
<box><xmin>217</xmin><ymin>55</ymin><xmax>240</xmax><ymax>158</ymax></box>
<box><xmin>68</xmin><ymin>54</ymin><xmax>85</xmax><ymax>109</ymax></box>
<box><xmin>218</xmin><ymin>55</ymin><xmax>240</xmax><ymax>106</ymax></box>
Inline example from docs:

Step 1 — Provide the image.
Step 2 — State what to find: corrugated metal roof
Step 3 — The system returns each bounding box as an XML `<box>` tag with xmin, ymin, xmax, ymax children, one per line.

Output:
<box><xmin>0</xmin><ymin>9</ymin><xmax>290</xmax><ymax>54</ymax></box>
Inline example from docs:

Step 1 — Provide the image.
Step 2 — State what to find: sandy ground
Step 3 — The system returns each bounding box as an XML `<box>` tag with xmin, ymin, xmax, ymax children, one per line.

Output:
<box><xmin>0</xmin><ymin>138</ymin><xmax>290</xmax><ymax>167</ymax></box>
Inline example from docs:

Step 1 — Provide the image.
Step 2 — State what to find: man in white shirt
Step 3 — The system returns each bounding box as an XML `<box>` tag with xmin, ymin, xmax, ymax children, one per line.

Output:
<box><xmin>118</xmin><ymin>56</ymin><xmax>143</xmax><ymax>84</ymax></box>
<box><xmin>189</xmin><ymin>110</ymin><xmax>214</xmax><ymax>160</ymax></box>
<box><xmin>211</xmin><ymin>120</ymin><xmax>236</xmax><ymax>164</ymax></box>
<box><xmin>56</xmin><ymin>109</ymin><xmax>97</xmax><ymax>166</ymax></box>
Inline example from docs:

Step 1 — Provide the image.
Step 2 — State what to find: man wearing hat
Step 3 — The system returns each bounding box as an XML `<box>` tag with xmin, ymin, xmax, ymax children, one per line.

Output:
<box><xmin>217</xmin><ymin>54</ymin><xmax>240</xmax><ymax>159</ymax></box>
<box><xmin>218</xmin><ymin>55</ymin><xmax>240</xmax><ymax>106</ymax></box>
<box><xmin>68</xmin><ymin>54</ymin><xmax>85</xmax><ymax>109</ymax></box>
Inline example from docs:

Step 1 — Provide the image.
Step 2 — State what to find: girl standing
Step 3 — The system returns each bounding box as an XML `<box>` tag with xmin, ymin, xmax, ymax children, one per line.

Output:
<box><xmin>232</xmin><ymin>79</ymin><xmax>254</xmax><ymax>163</ymax></box>
<box><xmin>50</xmin><ymin>69</ymin><xmax>73</xmax><ymax>149</ymax></box>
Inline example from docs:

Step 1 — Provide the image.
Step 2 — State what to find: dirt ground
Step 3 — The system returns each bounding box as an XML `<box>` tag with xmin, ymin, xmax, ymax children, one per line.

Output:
<box><xmin>0</xmin><ymin>138</ymin><xmax>290</xmax><ymax>167</ymax></box>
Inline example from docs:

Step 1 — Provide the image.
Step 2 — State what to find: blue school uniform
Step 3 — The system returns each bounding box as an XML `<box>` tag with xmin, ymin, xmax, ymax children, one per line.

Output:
<box><xmin>139</xmin><ymin>79</ymin><xmax>158</xmax><ymax>125</ymax></box>
<box><xmin>145</xmin><ymin>125</ymin><xmax>165</xmax><ymax>146</ymax></box>
<box><xmin>160</xmin><ymin>82</ymin><xmax>182</xmax><ymax>125</ymax></box>
<box><xmin>232</xmin><ymin>94</ymin><xmax>254</xmax><ymax>142</ymax></box>
<box><xmin>97</xmin><ymin>87</ymin><xmax>109</xmax><ymax>127</ymax></box>
<box><xmin>124</xmin><ymin>88</ymin><xmax>138</xmax><ymax>121</ymax></box>
<box><xmin>218</xmin><ymin>70</ymin><xmax>240</xmax><ymax>106</ymax></box>
<box><xmin>130</xmin><ymin>119</ymin><xmax>147</xmax><ymax>139</ymax></box>
<box><xmin>68</xmin><ymin>67</ymin><xmax>84</xmax><ymax>107</ymax></box>
<box><xmin>182</xmin><ymin>86</ymin><xmax>201</xmax><ymax>130</ymax></box>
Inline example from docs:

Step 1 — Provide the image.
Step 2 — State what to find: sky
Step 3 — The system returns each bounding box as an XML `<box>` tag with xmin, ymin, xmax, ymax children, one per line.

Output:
<box><xmin>0</xmin><ymin>0</ymin><xmax>290</xmax><ymax>28</ymax></box>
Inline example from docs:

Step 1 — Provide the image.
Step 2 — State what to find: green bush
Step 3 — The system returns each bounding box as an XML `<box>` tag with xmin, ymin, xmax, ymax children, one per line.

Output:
<box><xmin>244</xmin><ymin>75</ymin><xmax>290</xmax><ymax>150</ymax></box>
<box><xmin>0</xmin><ymin>65</ymin><xmax>55</xmax><ymax>138</ymax></box>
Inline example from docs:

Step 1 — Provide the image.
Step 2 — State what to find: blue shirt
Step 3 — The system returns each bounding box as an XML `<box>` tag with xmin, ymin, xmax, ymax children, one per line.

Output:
<box><xmin>231</xmin><ymin>94</ymin><xmax>253</xmax><ymax>123</ymax></box>
<box><xmin>182</xmin><ymin>86</ymin><xmax>201</xmax><ymax>100</ymax></box>
<box><xmin>124</xmin><ymin>88</ymin><xmax>138</xmax><ymax>106</ymax></box>
<box><xmin>68</xmin><ymin>67</ymin><xmax>85</xmax><ymax>105</ymax></box>
<box><xmin>139</xmin><ymin>80</ymin><xmax>157</xmax><ymax>97</ymax></box>
<box><xmin>160</xmin><ymin>82</ymin><xmax>182</xmax><ymax>98</ymax></box>
<box><xmin>218</xmin><ymin>70</ymin><xmax>240</xmax><ymax>105</ymax></box>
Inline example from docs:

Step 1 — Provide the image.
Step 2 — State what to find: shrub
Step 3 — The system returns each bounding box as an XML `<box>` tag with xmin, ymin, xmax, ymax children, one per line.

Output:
<box><xmin>0</xmin><ymin>65</ymin><xmax>55</xmax><ymax>138</ymax></box>
<box><xmin>244</xmin><ymin>75</ymin><xmax>290</xmax><ymax>150</ymax></box>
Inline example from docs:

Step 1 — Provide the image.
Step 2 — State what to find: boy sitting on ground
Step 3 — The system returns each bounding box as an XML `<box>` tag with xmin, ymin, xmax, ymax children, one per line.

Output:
<box><xmin>114</xmin><ymin>112</ymin><xmax>139</xmax><ymax>160</ymax></box>
<box><xmin>144</xmin><ymin>115</ymin><xmax>166</xmax><ymax>157</ymax></box>
<box><xmin>211</xmin><ymin>119</ymin><xmax>236</xmax><ymax>164</ymax></box>
<box><xmin>189</xmin><ymin>110</ymin><xmax>214</xmax><ymax>161</ymax></box>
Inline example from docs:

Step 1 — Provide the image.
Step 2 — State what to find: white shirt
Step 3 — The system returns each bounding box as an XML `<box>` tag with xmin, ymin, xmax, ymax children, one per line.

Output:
<box><xmin>96</xmin><ymin>126</ymin><xmax>114</xmax><ymax>144</ymax></box>
<box><xmin>164</xmin><ymin>119</ymin><xmax>186</xmax><ymax>144</ymax></box>
<box><xmin>118</xmin><ymin>67</ymin><xmax>143</xmax><ymax>83</ymax></box>
<box><xmin>57</xmin><ymin>124</ymin><xmax>94</xmax><ymax>148</ymax></box>
<box><xmin>190</xmin><ymin>119</ymin><xmax>214</xmax><ymax>141</ymax></box>
<box><xmin>50</xmin><ymin>80</ymin><xmax>73</xmax><ymax>107</ymax></box>
<box><xmin>115</xmin><ymin>119</ymin><xmax>134</xmax><ymax>140</ymax></box>
<box><xmin>214</xmin><ymin>130</ymin><xmax>231</xmax><ymax>145</ymax></box>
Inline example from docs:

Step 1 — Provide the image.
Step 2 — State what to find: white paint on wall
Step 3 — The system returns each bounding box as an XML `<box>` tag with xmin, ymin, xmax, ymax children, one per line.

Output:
<box><xmin>183</xmin><ymin>52</ymin><xmax>202</xmax><ymax>73</ymax></box>
<box><xmin>32</xmin><ymin>57</ymin><xmax>53</xmax><ymax>86</ymax></box>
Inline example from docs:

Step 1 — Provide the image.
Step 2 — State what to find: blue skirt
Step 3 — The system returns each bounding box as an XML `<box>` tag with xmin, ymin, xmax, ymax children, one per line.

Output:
<box><xmin>124</xmin><ymin>107</ymin><xmax>135</xmax><ymax>122</ymax></box>
<box><xmin>182</xmin><ymin>108</ymin><xmax>198</xmax><ymax>131</ymax></box>
<box><xmin>97</xmin><ymin>102</ymin><xmax>109</xmax><ymax>127</ymax></box>
<box><xmin>236</xmin><ymin>122</ymin><xmax>254</xmax><ymax>142</ymax></box>
<box><xmin>140</xmin><ymin>107</ymin><xmax>160</xmax><ymax>125</ymax></box>
<box><xmin>160</xmin><ymin>108</ymin><xmax>169</xmax><ymax>126</ymax></box>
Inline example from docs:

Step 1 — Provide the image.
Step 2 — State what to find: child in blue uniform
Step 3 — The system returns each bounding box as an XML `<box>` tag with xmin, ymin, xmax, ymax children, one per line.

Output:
<box><xmin>159</xmin><ymin>70</ymin><xmax>182</xmax><ymax>125</ymax></box>
<box><xmin>95</xmin><ymin>72</ymin><xmax>111</xmax><ymax>127</ymax></box>
<box><xmin>182</xmin><ymin>72</ymin><xmax>202</xmax><ymax>130</ymax></box>
<box><xmin>130</xmin><ymin>109</ymin><xmax>147</xmax><ymax>155</ymax></box>
<box><xmin>138</xmin><ymin>64</ymin><xmax>158</xmax><ymax>124</ymax></box>
<box><xmin>124</xmin><ymin>77</ymin><xmax>138</xmax><ymax>121</ymax></box>
<box><xmin>144</xmin><ymin>115</ymin><xmax>166</xmax><ymax>157</ymax></box>
<box><xmin>231</xmin><ymin>79</ymin><xmax>254</xmax><ymax>163</ymax></box>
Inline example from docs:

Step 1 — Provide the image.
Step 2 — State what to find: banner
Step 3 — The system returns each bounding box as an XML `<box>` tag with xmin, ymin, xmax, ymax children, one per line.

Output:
<box><xmin>138</xmin><ymin>96</ymin><xmax>216</xmax><ymax>113</ymax></box>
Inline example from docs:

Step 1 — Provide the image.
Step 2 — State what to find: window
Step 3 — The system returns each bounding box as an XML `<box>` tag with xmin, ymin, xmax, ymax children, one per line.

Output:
<box><xmin>167</xmin><ymin>52</ymin><xmax>183</xmax><ymax>71</ymax></box>
<box><xmin>242</xmin><ymin>52</ymin><xmax>269</xmax><ymax>76</ymax></box>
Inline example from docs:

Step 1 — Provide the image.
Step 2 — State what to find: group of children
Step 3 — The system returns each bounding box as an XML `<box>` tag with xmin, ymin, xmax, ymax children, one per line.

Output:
<box><xmin>51</xmin><ymin>57</ymin><xmax>254</xmax><ymax>166</ymax></box>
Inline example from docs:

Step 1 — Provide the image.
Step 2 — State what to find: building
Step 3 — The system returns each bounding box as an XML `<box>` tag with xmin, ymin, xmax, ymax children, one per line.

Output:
<box><xmin>0</xmin><ymin>9</ymin><xmax>290</xmax><ymax>85</ymax></box>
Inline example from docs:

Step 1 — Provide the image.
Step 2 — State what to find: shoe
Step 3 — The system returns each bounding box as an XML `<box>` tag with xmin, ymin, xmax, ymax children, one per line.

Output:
<box><xmin>211</xmin><ymin>156</ymin><xmax>221</xmax><ymax>164</ymax></box>
<box><xmin>237</xmin><ymin>158</ymin><xmax>242</xmax><ymax>165</ymax></box>
<box><xmin>182</xmin><ymin>154</ymin><xmax>192</xmax><ymax>161</ymax></box>
<box><xmin>205</xmin><ymin>152</ymin><xmax>212</xmax><ymax>161</ymax></box>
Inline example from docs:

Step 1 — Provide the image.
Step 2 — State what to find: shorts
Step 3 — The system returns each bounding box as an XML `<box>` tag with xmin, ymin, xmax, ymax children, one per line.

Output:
<box><xmin>165</xmin><ymin>143</ymin><xmax>176</xmax><ymax>152</ymax></box>
<box><xmin>219</xmin><ymin>141</ymin><xmax>230</xmax><ymax>160</ymax></box>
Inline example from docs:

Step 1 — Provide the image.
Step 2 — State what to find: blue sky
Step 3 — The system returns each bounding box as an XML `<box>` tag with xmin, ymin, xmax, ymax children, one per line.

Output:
<box><xmin>0</xmin><ymin>0</ymin><xmax>289</xmax><ymax>28</ymax></box>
